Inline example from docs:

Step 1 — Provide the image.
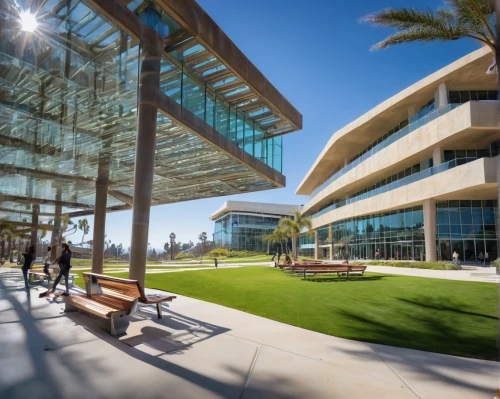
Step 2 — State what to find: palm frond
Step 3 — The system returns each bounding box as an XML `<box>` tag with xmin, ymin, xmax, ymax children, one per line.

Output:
<box><xmin>372</xmin><ymin>27</ymin><xmax>466</xmax><ymax>50</ymax></box>
<box><xmin>364</xmin><ymin>0</ymin><xmax>496</xmax><ymax>52</ymax></box>
<box><xmin>362</xmin><ymin>7</ymin><xmax>449</xmax><ymax>30</ymax></box>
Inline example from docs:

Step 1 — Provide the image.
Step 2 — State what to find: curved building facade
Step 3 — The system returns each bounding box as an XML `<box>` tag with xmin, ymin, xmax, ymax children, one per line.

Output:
<box><xmin>298</xmin><ymin>47</ymin><xmax>499</xmax><ymax>262</ymax></box>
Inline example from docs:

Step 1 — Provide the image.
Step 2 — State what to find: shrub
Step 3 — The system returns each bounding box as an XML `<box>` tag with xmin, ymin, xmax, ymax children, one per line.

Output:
<box><xmin>209</xmin><ymin>248</ymin><xmax>230</xmax><ymax>258</ymax></box>
<box><xmin>175</xmin><ymin>252</ymin><xmax>191</xmax><ymax>260</ymax></box>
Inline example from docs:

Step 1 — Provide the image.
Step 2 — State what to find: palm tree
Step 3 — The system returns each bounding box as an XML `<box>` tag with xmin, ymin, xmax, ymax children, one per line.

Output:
<box><xmin>363</xmin><ymin>1</ymin><xmax>496</xmax><ymax>54</ymax></box>
<box><xmin>278</xmin><ymin>211</ymin><xmax>312</xmax><ymax>260</ymax></box>
<box><xmin>169</xmin><ymin>232</ymin><xmax>176</xmax><ymax>261</ymax></box>
<box><xmin>198</xmin><ymin>232</ymin><xmax>208</xmax><ymax>255</ymax></box>
<box><xmin>262</xmin><ymin>227</ymin><xmax>290</xmax><ymax>257</ymax></box>
<box><xmin>78</xmin><ymin>218</ymin><xmax>90</xmax><ymax>245</ymax></box>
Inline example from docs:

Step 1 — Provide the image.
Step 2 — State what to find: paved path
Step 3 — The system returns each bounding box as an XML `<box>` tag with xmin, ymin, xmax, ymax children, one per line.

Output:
<box><xmin>0</xmin><ymin>267</ymin><xmax>498</xmax><ymax>398</ymax></box>
<box><xmin>365</xmin><ymin>265</ymin><xmax>499</xmax><ymax>283</ymax></box>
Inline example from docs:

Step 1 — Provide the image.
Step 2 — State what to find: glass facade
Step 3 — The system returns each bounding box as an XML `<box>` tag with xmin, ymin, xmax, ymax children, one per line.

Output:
<box><xmin>159</xmin><ymin>57</ymin><xmax>282</xmax><ymax>172</ymax></box>
<box><xmin>301</xmin><ymin>206</ymin><xmax>425</xmax><ymax>260</ymax></box>
<box><xmin>436</xmin><ymin>200</ymin><xmax>498</xmax><ymax>261</ymax></box>
<box><xmin>302</xmin><ymin>200</ymin><xmax>499</xmax><ymax>262</ymax></box>
<box><xmin>213</xmin><ymin>212</ymin><xmax>292</xmax><ymax>252</ymax></box>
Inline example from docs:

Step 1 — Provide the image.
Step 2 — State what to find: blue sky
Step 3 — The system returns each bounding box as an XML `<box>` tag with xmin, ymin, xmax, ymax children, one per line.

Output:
<box><xmin>71</xmin><ymin>0</ymin><xmax>479</xmax><ymax>250</ymax></box>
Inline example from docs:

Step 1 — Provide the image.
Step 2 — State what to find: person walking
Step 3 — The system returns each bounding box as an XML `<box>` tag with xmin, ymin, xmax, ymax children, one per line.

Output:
<box><xmin>478</xmin><ymin>251</ymin><xmax>484</xmax><ymax>267</ymax></box>
<box><xmin>50</xmin><ymin>243</ymin><xmax>72</xmax><ymax>296</ymax></box>
<box><xmin>485</xmin><ymin>251</ymin><xmax>489</xmax><ymax>266</ymax></box>
<box><xmin>375</xmin><ymin>249</ymin><xmax>380</xmax><ymax>260</ymax></box>
<box><xmin>21</xmin><ymin>245</ymin><xmax>35</xmax><ymax>292</ymax></box>
<box><xmin>452</xmin><ymin>251</ymin><xmax>457</xmax><ymax>265</ymax></box>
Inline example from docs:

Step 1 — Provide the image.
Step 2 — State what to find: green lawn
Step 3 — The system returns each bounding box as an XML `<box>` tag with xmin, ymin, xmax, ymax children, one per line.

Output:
<box><xmin>145</xmin><ymin>267</ymin><xmax>497</xmax><ymax>360</ymax></box>
<box><xmin>69</xmin><ymin>266</ymin><xmax>498</xmax><ymax>360</ymax></box>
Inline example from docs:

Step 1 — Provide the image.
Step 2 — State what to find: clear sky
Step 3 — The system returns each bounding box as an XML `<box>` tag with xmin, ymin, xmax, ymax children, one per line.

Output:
<box><xmin>67</xmin><ymin>0</ymin><xmax>479</xmax><ymax>251</ymax></box>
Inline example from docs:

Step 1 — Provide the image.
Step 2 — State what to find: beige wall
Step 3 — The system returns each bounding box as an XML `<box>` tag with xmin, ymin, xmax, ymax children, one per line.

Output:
<box><xmin>304</xmin><ymin>101</ymin><xmax>500</xmax><ymax>215</ymax></box>
<box><xmin>297</xmin><ymin>46</ymin><xmax>494</xmax><ymax>195</ymax></box>
<box><xmin>310</xmin><ymin>157</ymin><xmax>497</xmax><ymax>230</ymax></box>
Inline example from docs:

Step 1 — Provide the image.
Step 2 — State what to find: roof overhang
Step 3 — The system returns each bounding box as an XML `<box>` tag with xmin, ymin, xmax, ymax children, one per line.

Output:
<box><xmin>210</xmin><ymin>200</ymin><xmax>302</xmax><ymax>220</ymax></box>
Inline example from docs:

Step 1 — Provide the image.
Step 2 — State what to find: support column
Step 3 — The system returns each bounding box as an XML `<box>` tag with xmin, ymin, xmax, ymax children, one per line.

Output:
<box><xmin>314</xmin><ymin>230</ymin><xmax>319</xmax><ymax>260</ymax></box>
<box><xmin>432</xmin><ymin>147</ymin><xmax>443</xmax><ymax>166</ymax></box>
<box><xmin>328</xmin><ymin>224</ymin><xmax>333</xmax><ymax>261</ymax></box>
<box><xmin>423</xmin><ymin>199</ymin><xmax>437</xmax><ymax>261</ymax></box>
<box><xmin>435</xmin><ymin>82</ymin><xmax>448</xmax><ymax>109</ymax></box>
<box><xmin>50</xmin><ymin>188</ymin><xmax>62</xmax><ymax>261</ymax></box>
<box><xmin>129</xmin><ymin>27</ymin><xmax>162</xmax><ymax>287</ymax></box>
<box><xmin>31</xmin><ymin>204</ymin><xmax>39</xmax><ymax>252</ymax></box>
<box><xmin>92</xmin><ymin>157</ymin><xmax>109</xmax><ymax>274</ymax></box>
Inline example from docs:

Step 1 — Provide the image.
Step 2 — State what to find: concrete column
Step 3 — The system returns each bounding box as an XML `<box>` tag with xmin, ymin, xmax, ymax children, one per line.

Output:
<box><xmin>129</xmin><ymin>27</ymin><xmax>162</xmax><ymax>287</ymax></box>
<box><xmin>435</xmin><ymin>82</ymin><xmax>448</xmax><ymax>109</ymax></box>
<box><xmin>432</xmin><ymin>147</ymin><xmax>443</xmax><ymax>166</ymax></box>
<box><xmin>92</xmin><ymin>157</ymin><xmax>109</xmax><ymax>274</ymax></box>
<box><xmin>423</xmin><ymin>199</ymin><xmax>437</xmax><ymax>261</ymax></box>
<box><xmin>50</xmin><ymin>188</ymin><xmax>62</xmax><ymax>261</ymax></box>
<box><xmin>31</xmin><ymin>204</ymin><xmax>39</xmax><ymax>251</ymax></box>
<box><xmin>314</xmin><ymin>230</ymin><xmax>319</xmax><ymax>260</ymax></box>
<box><xmin>328</xmin><ymin>224</ymin><xmax>333</xmax><ymax>261</ymax></box>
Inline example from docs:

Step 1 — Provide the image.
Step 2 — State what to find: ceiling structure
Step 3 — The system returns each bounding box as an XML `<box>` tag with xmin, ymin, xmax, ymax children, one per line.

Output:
<box><xmin>0</xmin><ymin>0</ymin><xmax>301</xmax><ymax>236</ymax></box>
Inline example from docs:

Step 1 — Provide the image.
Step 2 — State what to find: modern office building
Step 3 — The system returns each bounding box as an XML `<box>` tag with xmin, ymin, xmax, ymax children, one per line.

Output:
<box><xmin>298</xmin><ymin>47</ymin><xmax>499</xmax><ymax>262</ymax></box>
<box><xmin>210</xmin><ymin>201</ymin><xmax>302</xmax><ymax>252</ymax></box>
<box><xmin>0</xmin><ymin>0</ymin><xmax>301</xmax><ymax>284</ymax></box>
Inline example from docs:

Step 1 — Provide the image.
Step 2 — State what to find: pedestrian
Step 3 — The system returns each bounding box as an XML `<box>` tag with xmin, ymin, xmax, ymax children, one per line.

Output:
<box><xmin>375</xmin><ymin>249</ymin><xmax>380</xmax><ymax>260</ymax></box>
<box><xmin>485</xmin><ymin>251</ymin><xmax>489</xmax><ymax>267</ymax></box>
<box><xmin>50</xmin><ymin>243</ymin><xmax>72</xmax><ymax>296</ymax></box>
<box><xmin>452</xmin><ymin>251</ymin><xmax>457</xmax><ymax>265</ymax></box>
<box><xmin>21</xmin><ymin>245</ymin><xmax>35</xmax><ymax>292</ymax></box>
<box><xmin>478</xmin><ymin>251</ymin><xmax>484</xmax><ymax>266</ymax></box>
<box><xmin>43</xmin><ymin>246</ymin><xmax>52</xmax><ymax>282</ymax></box>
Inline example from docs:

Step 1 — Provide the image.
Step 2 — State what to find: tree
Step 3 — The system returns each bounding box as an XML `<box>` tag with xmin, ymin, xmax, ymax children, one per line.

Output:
<box><xmin>278</xmin><ymin>211</ymin><xmax>312</xmax><ymax>260</ymax></box>
<box><xmin>262</xmin><ymin>227</ymin><xmax>290</xmax><ymax>257</ymax></box>
<box><xmin>164</xmin><ymin>242</ymin><xmax>169</xmax><ymax>260</ymax></box>
<box><xmin>169</xmin><ymin>232</ymin><xmax>176</xmax><ymax>261</ymax></box>
<box><xmin>198</xmin><ymin>232</ymin><xmax>208</xmax><ymax>254</ymax></box>
<box><xmin>78</xmin><ymin>218</ymin><xmax>90</xmax><ymax>245</ymax></box>
<box><xmin>337</xmin><ymin>236</ymin><xmax>352</xmax><ymax>265</ymax></box>
<box><xmin>60</xmin><ymin>215</ymin><xmax>77</xmax><ymax>241</ymax></box>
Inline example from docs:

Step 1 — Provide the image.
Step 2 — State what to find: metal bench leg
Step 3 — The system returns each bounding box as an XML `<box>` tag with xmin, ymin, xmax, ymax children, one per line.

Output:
<box><xmin>64</xmin><ymin>301</ymin><xmax>78</xmax><ymax>313</ymax></box>
<box><xmin>156</xmin><ymin>303</ymin><xmax>163</xmax><ymax>319</ymax></box>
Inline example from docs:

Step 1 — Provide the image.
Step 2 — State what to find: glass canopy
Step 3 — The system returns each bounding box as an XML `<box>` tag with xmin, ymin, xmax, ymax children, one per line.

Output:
<box><xmin>0</xmin><ymin>0</ymin><xmax>288</xmax><ymax>228</ymax></box>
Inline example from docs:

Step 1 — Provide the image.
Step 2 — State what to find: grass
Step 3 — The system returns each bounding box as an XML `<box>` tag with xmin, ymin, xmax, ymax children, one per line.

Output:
<box><xmin>131</xmin><ymin>267</ymin><xmax>497</xmax><ymax>360</ymax></box>
<box><xmin>351</xmin><ymin>260</ymin><xmax>462</xmax><ymax>270</ymax></box>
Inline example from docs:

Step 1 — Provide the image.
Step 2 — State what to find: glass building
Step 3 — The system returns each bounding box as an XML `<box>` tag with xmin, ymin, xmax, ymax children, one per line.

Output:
<box><xmin>297</xmin><ymin>47</ymin><xmax>499</xmax><ymax>263</ymax></box>
<box><xmin>0</xmin><ymin>0</ymin><xmax>301</xmax><ymax>283</ymax></box>
<box><xmin>211</xmin><ymin>201</ymin><xmax>301</xmax><ymax>252</ymax></box>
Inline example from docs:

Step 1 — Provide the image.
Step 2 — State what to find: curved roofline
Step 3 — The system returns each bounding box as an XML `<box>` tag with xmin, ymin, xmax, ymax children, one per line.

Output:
<box><xmin>296</xmin><ymin>46</ymin><xmax>492</xmax><ymax>195</ymax></box>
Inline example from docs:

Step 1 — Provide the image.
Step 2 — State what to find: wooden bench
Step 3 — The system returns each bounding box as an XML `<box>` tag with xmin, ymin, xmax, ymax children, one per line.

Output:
<box><xmin>28</xmin><ymin>268</ymin><xmax>77</xmax><ymax>287</ymax></box>
<box><xmin>294</xmin><ymin>265</ymin><xmax>367</xmax><ymax>279</ymax></box>
<box><xmin>64</xmin><ymin>273</ymin><xmax>176</xmax><ymax>335</ymax></box>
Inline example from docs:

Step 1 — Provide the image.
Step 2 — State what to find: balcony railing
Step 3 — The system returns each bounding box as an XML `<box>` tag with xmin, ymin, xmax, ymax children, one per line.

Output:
<box><xmin>311</xmin><ymin>157</ymin><xmax>482</xmax><ymax>219</ymax></box>
<box><xmin>309</xmin><ymin>102</ymin><xmax>468</xmax><ymax>199</ymax></box>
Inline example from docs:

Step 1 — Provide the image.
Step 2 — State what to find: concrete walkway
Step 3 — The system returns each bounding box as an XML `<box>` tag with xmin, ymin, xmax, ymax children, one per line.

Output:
<box><xmin>0</xmin><ymin>267</ymin><xmax>498</xmax><ymax>399</ymax></box>
<box><xmin>365</xmin><ymin>265</ymin><xmax>499</xmax><ymax>283</ymax></box>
